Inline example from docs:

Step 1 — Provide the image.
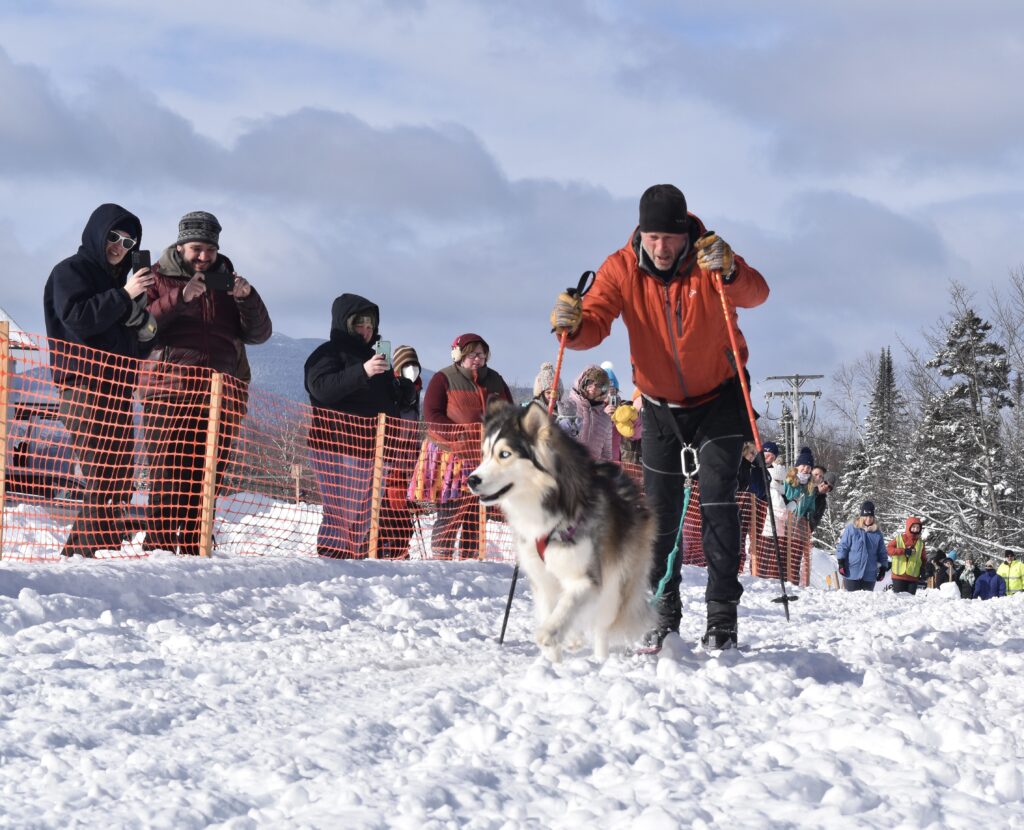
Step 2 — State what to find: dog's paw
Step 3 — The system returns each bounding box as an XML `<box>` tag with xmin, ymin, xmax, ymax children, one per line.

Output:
<box><xmin>541</xmin><ymin>644</ymin><xmax>563</xmax><ymax>663</ymax></box>
<box><xmin>564</xmin><ymin>635</ymin><xmax>586</xmax><ymax>652</ymax></box>
<box><xmin>536</xmin><ymin>625</ymin><xmax>560</xmax><ymax>648</ymax></box>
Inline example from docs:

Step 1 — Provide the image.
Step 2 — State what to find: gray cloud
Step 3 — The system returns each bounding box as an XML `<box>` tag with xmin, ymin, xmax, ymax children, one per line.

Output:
<box><xmin>620</xmin><ymin>2</ymin><xmax>1024</xmax><ymax>176</ymax></box>
<box><xmin>1</xmin><ymin>6</ymin><xmax>1022</xmax><ymax>399</ymax></box>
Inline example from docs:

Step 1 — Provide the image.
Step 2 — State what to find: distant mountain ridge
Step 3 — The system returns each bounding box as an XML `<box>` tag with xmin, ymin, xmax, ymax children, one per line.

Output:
<box><xmin>247</xmin><ymin>332</ymin><xmax>437</xmax><ymax>404</ymax></box>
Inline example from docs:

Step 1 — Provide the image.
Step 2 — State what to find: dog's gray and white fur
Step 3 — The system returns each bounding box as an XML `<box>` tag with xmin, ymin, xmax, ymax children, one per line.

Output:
<box><xmin>467</xmin><ymin>400</ymin><xmax>655</xmax><ymax>661</ymax></box>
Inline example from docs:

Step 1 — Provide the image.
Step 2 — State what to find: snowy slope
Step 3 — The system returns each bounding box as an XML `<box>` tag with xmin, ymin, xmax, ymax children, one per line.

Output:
<box><xmin>2</xmin><ymin>554</ymin><xmax>1022</xmax><ymax>829</ymax></box>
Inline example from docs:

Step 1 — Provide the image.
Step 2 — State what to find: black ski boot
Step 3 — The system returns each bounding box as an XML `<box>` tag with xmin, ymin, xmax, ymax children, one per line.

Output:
<box><xmin>641</xmin><ymin>592</ymin><xmax>682</xmax><ymax>652</ymax></box>
<box><xmin>701</xmin><ymin>600</ymin><xmax>738</xmax><ymax>650</ymax></box>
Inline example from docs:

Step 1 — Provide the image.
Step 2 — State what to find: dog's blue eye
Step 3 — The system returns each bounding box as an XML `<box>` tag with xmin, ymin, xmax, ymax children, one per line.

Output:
<box><xmin>499</xmin><ymin>450</ymin><xmax>511</xmax><ymax>459</ymax></box>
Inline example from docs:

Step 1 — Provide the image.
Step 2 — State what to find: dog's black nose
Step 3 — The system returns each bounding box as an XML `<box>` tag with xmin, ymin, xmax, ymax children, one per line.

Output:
<box><xmin>466</xmin><ymin>475</ymin><xmax>481</xmax><ymax>491</ymax></box>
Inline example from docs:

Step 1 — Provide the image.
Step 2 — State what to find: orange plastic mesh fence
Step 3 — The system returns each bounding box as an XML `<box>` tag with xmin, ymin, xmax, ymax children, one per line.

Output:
<box><xmin>1</xmin><ymin>330</ymin><xmax>809</xmax><ymax>583</ymax></box>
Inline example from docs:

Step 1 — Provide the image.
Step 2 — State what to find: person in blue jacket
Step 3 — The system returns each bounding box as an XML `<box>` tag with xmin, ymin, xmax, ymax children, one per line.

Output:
<box><xmin>835</xmin><ymin>500</ymin><xmax>890</xmax><ymax>591</ymax></box>
<box><xmin>973</xmin><ymin>561</ymin><xmax>1007</xmax><ymax>600</ymax></box>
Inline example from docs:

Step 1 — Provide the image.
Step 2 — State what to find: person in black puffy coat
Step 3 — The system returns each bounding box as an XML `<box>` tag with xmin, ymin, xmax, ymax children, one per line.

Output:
<box><xmin>43</xmin><ymin>203</ymin><xmax>156</xmax><ymax>557</ymax></box>
<box><xmin>305</xmin><ymin>293</ymin><xmax>415</xmax><ymax>558</ymax></box>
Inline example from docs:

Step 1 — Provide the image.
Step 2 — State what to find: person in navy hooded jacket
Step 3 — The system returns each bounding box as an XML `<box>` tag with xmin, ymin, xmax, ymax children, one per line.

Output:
<box><xmin>835</xmin><ymin>500</ymin><xmax>890</xmax><ymax>591</ymax></box>
<box><xmin>304</xmin><ymin>293</ymin><xmax>416</xmax><ymax>558</ymax></box>
<box><xmin>43</xmin><ymin>203</ymin><xmax>156</xmax><ymax>557</ymax></box>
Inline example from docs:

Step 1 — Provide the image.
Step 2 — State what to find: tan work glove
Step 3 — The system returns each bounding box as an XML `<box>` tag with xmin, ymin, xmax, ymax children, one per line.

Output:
<box><xmin>550</xmin><ymin>291</ymin><xmax>583</xmax><ymax>335</ymax></box>
<box><xmin>696</xmin><ymin>232</ymin><xmax>736</xmax><ymax>281</ymax></box>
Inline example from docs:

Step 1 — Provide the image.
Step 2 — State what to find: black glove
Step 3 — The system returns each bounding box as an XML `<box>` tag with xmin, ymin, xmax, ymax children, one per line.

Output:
<box><xmin>837</xmin><ymin>560</ymin><xmax>848</xmax><ymax>577</ymax></box>
<box><xmin>877</xmin><ymin>566</ymin><xmax>886</xmax><ymax>582</ymax></box>
<box><xmin>125</xmin><ymin>295</ymin><xmax>157</xmax><ymax>342</ymax></box>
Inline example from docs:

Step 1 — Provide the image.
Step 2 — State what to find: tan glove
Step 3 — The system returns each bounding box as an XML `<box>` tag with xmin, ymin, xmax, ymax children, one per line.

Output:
<box><xmin>695</xmin><ymin>233</ymin><xmax>736</xmax><ymax>280</ymax></box>
<box><xmin>550</xmin><ymin>291</ymin><xmax>583</xmax><ymax>335</ymax></box>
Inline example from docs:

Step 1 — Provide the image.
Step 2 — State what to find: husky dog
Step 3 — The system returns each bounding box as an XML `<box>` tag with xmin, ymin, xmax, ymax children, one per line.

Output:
<box><xmin>467</xmin><ymin>400</ymin><xmax>655</xmax><ymax>661</ymax></box>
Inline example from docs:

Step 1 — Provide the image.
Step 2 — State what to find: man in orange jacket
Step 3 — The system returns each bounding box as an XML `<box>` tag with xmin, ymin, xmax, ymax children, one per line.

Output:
<box><xmin>887</xmin><ymin>516</ymin><xmax>925</xmax><ymax>595</ymax></box>
<box><xmin>550</xmin><ymin>184</ymin><xmax>769</xmax><ymax>650</ymax></box>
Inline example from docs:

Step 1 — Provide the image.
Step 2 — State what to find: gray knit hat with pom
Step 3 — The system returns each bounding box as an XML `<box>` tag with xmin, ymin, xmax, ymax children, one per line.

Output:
<box><xmin>533</xmin><ymin>362</ymin><xmax>563</xmax><ymax>398</ymax></box>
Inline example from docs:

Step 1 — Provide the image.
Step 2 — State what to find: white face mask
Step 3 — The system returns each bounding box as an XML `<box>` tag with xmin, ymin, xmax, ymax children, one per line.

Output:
<box><xmin>401</xmin><ymin>364</ymin><xmax>420</xmax><ymax>382</ymax></box>
<box><xmin>797</xmin><ymin>471</ymin><xmax>810</xmax><ymax>484</ymax></box>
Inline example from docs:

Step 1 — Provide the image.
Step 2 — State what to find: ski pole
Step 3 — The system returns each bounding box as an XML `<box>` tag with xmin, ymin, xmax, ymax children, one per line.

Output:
<box><xmin>707</xmin><ymin>248</ymin><xmax>797</xmax><ymax>620</ymax></box>
<box><xmin>498</xmin><ymin>271</ymin><xmax>594</xmax><ymax>644</ymax></box>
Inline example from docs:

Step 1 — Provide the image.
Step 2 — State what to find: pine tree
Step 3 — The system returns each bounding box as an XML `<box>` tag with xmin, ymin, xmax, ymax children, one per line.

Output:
<box><xmin>906</xmin><ymin>307</ymin><xmax>1013</xmax><ymax>552</ymax></box>
<box><xmin>839</xmin><ymin>348</ymin><xmax>909</xmax><ymax>534</ymax></box>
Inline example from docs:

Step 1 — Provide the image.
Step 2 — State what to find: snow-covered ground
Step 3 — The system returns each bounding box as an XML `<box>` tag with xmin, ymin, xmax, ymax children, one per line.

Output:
<box><xmin>2</xmin><ymin>550</ymin><xmax>1022</xmax><ymax>829</ymax></box>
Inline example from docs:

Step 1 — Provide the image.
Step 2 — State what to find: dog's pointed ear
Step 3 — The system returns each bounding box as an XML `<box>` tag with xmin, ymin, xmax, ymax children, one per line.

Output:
<box><xmin>485</xmin><ymin>397</ymin><xmax>512</xmax><ymax>420</ymax></box>
<box><xmin>521</xmin><ymin>400</ymin><xmax>553</xmax><ymax>437</ymax></box>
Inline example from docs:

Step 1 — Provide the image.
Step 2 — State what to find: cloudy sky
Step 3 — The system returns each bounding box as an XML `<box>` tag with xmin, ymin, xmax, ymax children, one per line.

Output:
<box><xmin>2</xmin><ymin>0</ymin><xmax>1022</xmax><ymax>403</ymax></box>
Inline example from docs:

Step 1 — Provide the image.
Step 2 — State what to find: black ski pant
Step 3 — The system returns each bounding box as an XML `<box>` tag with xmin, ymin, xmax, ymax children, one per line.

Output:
<box><xmin>642</xmin><ymin>381</ymin><xmax>748</xmax><ymax>630</ymax></box>
<box><xmin>58</xmin><ymin>382</ymin><xmax>136</xmax><ymax>557</ymax></box>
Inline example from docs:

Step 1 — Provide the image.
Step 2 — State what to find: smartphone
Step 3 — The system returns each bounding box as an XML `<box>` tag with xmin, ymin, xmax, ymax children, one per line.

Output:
<box><xmin>375</xmin><ymin>339</ymin><xmax>392</xmax><ymax>364</ymax></box>
<box><xmin>204</xmin><ymin>271</ymin><xmax>236</xmax><ymax>292</ymax></box>
<box><xmin>131</xmin><ymin>250</ymin><xmax>151</xmax><ymax>271</ymax></box>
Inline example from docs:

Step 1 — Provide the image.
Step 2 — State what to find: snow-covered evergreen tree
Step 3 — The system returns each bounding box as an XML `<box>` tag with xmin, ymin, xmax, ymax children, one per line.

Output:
<box><xmin>904</xmin><ymin>306</ymin><xmax>1014</xmax><ymax>553</ymax></box>
<box><xmin>839</xmin><ymin>348</ymin><xmax>909</xmax><ymax>535</ymax></box>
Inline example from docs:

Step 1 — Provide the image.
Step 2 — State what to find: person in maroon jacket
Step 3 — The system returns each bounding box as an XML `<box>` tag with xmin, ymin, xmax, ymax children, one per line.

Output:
<box><xmin>420</xmin><ymin>333</ymin><xmax>513</xmax><ymax>559</ymax></box>
<box><xmin>140</xmin><ymin>211</ymin><xmax>272</xmax><ymax>555</ymax></box>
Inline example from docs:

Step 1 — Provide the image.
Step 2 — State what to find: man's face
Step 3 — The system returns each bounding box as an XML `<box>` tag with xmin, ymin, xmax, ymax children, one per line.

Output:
<box><xmin>764</xmin><ymin>450</ymin><xmax>777</xmax><ymax>465</ymax></box>
<box><xmin>910</xmin><ymin>522</ymin><xmax>921</xmax><ymax>535</ymax></box>
<box><xmin>640</xmin><ymin>232</ymin><xmax>688</xmax><ymax>272</ymax></box>
<box><xmin>811</xmin><ymin>467</ymin><xmax>825</xmax><ymax>484</ymax></box>
<box><xmin>177</xmin><ymin>241</ymin><xmax>219</xmax><ymax>273</ymax></box>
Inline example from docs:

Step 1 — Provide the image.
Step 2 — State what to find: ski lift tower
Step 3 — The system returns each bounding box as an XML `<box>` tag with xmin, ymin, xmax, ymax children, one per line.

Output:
<box><xmin>764</xmin><ymin>374</ymin><xmax>823</xmax><ymax>467</ymax></box>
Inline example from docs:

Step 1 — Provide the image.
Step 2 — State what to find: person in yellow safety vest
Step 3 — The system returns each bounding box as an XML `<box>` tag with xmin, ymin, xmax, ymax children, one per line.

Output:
<box><xmin>887</xmin><ymin>516</ymin><xmax>926</xmax><ymax>595</ymax></box>
<box><xmin>996</xmin><ymin>550</ymin><xmax>1024</xmax><ymax>595</ymax></box>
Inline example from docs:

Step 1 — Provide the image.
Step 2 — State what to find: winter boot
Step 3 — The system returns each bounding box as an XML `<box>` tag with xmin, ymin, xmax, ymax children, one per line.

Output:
<box><xmin>701</xmin><ymin>600</ymin><xmax>738</xmax><ymax>650</ymax></box>
<box><xmin>642</xmin><ymin>591</ymin><xmax>682</xmax><ymax>651</ymax></box>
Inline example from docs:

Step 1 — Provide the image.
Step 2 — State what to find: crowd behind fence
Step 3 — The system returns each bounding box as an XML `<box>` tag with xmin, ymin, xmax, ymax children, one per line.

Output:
<box><xmin>0</xmin><ymin>323</ymin><xmax>811</xmax><ymax>584</ymax></box>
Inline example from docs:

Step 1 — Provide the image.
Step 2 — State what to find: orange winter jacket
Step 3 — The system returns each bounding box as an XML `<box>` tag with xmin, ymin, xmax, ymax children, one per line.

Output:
<box><xmin>565</xmin><ymin>220</ymin><xmax>769</xmax><ymax>405</ymax></box>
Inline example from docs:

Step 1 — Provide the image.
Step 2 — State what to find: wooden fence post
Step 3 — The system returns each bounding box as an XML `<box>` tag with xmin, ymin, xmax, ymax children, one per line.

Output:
<box><xmin>0</xmin><ymin>322</ymin><xmax>9</xmax><ymax>560</ymax></box>
<box><xmin>367</xmin><ymin>412</ymin><xmax>388</xmax><ymax>559</ymax></box>
<box><xmin>291</xmin><ymin>464</ymin><xmax>302</xmax><ymax>504</ymax></box>
<box><xmin>198</xmin><ymin>372</ymin><xmax>224</xmax><ymax>558</ymax></box>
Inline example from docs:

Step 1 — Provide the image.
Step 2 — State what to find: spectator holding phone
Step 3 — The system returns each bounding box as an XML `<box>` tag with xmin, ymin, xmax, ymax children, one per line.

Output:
<box><xmin>305</xmin><ymin>294</ymin><xmax>416</xmax><ymax>557</ymax></box>
<box><xmin>43</xmin><ymin>203</ymin><xmax>156</xmax><ymax>557</ymax></box>
<box><xmin>140</xmin><ymin>211</ymin><xmax>272</xmax><ymax>555</ymax></box>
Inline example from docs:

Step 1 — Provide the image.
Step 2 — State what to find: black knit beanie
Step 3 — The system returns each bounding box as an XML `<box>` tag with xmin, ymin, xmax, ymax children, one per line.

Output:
<box><xmin>639</xmin><ymin>184</ymin><xmax>689</xmax><ymax>234</ymax></box>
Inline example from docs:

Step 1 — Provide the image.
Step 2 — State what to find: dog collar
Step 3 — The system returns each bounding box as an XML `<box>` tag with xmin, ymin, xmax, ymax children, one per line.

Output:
<box><xmin>535</xmin><ymin>524</ymin><xmax>578</xmax><ymax>560</ymax></box>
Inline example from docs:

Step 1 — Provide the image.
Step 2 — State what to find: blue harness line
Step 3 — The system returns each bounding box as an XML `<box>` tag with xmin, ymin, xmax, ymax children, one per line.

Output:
<box><xmin>652</xmin><ymin>444</ymin><xmax>700</xmax><ymax>601</ymax></box>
